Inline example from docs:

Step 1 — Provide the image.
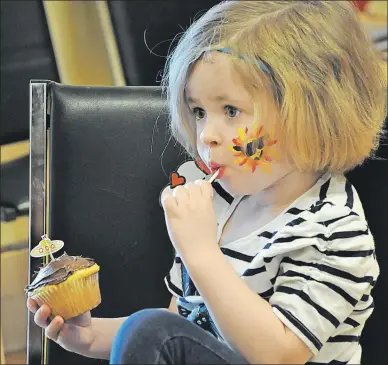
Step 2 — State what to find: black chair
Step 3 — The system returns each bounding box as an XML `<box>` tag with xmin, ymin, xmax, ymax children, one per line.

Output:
<box><xmin>27</xmin><ymin>81</ymin><xmax>186</xmax><ymax>365</ymax></box>
<box><xmin>0</xmin><ymin>0</ymin><xmax>59</xmax><ymax>222</ymax></box>
<box><xmin>108</xmin><ymin>0</ymin><xmax>219</xmax><ymax>85</ymax></box>
<box><xmin>27</xmin><ymin>81</ymin><xmax>387</xmax><ymax>365</ymax></box>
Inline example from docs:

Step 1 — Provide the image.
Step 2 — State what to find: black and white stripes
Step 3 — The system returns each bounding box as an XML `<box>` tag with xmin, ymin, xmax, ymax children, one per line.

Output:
<box><xmin>165</xmin><ymin>172</ymin><xmax>379</xmax><ymax>364</ymax></box>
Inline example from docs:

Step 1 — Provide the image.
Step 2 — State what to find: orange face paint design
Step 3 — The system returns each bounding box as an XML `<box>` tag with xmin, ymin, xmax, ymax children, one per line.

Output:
<box><xmin>228</xmin><ymin>125</ymin><xmax>278</xmax><ymax>173</ymax></box>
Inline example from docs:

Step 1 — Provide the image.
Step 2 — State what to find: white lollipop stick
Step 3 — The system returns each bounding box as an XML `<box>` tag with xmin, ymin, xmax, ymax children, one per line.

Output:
<box><xmin>208</xmin><ymin>169</ymin><xmax>220</xmax><ymax>183</ymax></box>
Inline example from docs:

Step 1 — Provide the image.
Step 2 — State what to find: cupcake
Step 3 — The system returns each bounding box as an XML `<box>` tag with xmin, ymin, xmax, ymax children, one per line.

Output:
<box><xmin>26</xmin><ymin>253</ymin><xmax>101</xmax><ymax>320</ymax></box>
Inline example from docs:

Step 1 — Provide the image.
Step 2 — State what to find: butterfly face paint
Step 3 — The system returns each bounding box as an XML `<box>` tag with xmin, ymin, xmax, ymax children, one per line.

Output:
<box><xmin>228</xmin><ymin>125</ymin><xmax>278</xmax><ymax>173</ymax></box>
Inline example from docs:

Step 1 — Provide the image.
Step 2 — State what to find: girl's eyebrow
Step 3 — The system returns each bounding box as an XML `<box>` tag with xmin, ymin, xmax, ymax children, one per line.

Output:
<box><xmin>185</xmin><ymin>95</ymin><xmax>197</xmax><ymax>104</ymax></box>
<box><xmin>186</xmin><ymin>94</ymin><xmax>244</xmax><ymax>104</ymax></box>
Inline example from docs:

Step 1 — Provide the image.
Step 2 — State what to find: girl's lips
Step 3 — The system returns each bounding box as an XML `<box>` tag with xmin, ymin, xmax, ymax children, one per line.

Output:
<box><xmin>209</xmin><ymin>161</ymin><xmax>222</xmax><ymax>169</ymax></box>
<box><xmin>210</xmin><ymin>166</ymin><xmax>225</xmax><ymax>179</ymax></box>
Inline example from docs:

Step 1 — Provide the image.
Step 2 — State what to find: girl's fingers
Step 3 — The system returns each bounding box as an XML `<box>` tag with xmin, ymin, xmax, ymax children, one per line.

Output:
<box><xmin>27</xmin><ymin>298</ymin><xmax>39</xmax><ymax>313</ymax></box>
<box><xmin>162</xmin><ymin>194</ymin><xmax>178</xmax><ymax>211</ymax></box>
<box><xmin>195</xmin><ymin>180</ymin><xmax>213</xmax><ymax>200</ymax></box>
<box><xmin>45</xmin><ymin>316</ymin><xmax>65</xmax><ymax>342</ymax></box>
<box><xmin>34</xmin><ymin>304</ymin><xmax>51</xmax><ymax>329</ymax></box>
<box><xmin>172</xmin><ymin>185</ymin><xmax>190</xmax><ymax>203</ymax></box>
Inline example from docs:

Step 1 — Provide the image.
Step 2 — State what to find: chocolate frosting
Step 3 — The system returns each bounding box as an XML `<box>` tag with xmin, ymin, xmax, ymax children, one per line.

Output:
<box><xmin>25</xmin><ymin>253</ymin><xmax>96</xmax><ymax>294</ymax></box>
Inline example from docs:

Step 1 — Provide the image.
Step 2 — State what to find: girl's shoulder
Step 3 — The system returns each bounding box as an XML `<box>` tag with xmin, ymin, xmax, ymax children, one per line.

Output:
<box><xmin>281</xmin><ymin>172</ymin><xmax>369</xmax><ymax>234</ymax></box>
<box><xmin>253</xmin><ymin>172</ymin><xmax>376</xmax><ymax>263</ymax></box>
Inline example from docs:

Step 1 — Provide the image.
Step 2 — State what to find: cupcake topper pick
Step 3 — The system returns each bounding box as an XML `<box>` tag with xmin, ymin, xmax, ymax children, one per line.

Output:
<box><xmin>30</xmin><ymin>234</ymin><xmax>64</xmax><ymax>261</ymax></box>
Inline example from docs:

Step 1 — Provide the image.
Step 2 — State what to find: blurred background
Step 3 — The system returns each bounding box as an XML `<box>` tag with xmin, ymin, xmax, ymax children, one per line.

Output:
<box><xmin>0</xmin><ymin>1</ymin><xmax>386</xmax><ymax>364</ymax></box>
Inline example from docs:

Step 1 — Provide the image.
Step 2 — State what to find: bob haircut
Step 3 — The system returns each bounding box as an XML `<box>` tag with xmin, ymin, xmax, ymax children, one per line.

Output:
<box><xmin>162</xmin><ymin>0</ymin><xmax>386</xmax><ymax>173</ymax></box>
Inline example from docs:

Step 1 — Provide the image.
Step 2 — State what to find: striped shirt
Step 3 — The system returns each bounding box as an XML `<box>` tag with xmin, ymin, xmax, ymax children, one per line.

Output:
<box><xmin>163</xmin><ymin>161</ymin><xmax>379</xmax><ymax>364</ymax></box>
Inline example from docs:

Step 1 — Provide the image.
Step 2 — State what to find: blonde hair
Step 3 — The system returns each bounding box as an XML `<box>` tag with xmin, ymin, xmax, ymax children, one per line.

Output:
<box><xmin>162</xmin><ymin>0</ymin><xmax>386</xmax><ymax>173</ymax></box>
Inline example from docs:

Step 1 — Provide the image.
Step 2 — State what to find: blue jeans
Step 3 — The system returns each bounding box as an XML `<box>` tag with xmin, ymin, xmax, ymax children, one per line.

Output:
<box><xmin>110</xmin><ymin>309</ymin><xmax>249</xmax><ymax>364</ymax></box>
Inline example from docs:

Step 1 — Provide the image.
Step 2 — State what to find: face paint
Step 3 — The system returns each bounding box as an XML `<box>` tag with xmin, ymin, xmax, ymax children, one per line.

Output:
<box><xmin>228</xmin><ymin>125</ymin><xmax>278</xmax><ymax>173</ymax></box>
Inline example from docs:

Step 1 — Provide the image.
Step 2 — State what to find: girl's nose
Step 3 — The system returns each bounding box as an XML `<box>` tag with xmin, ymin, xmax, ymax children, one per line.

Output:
<box><xmin>200</xmin><ymin>123</ymin><xmax>222</xmax><ymax>147</ymax></box>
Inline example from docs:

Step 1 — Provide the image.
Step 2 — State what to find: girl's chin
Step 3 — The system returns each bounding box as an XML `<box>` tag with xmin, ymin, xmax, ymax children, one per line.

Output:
<box><xmin>216</xmin><ymin>172</ymin><xmax>263</xmax><ymax>196</ymax></box>
<box><xmin>215</xmin><ymin>175</ymin><xmax>242</xmax><ymax>195</ymax></box>
<box><xmin>222</xmin><ymin>182</ymin><xmax>257</xmax><ymax>196</ymax></box>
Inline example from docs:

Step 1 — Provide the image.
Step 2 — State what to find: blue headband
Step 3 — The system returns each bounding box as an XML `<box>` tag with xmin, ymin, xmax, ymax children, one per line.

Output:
<box><xmin>215</xmin><ymin>48</ymin><xmax>282</xmax><ymax>104</ymax></box>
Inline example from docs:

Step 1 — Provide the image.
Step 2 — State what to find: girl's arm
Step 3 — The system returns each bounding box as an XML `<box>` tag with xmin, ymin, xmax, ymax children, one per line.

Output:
<box><xmin>183</xmin><ymin>248</ymin><xmax>312</xmax><ymax>365</ymax></box>
<box><xmin>162</xmin><ymin>182</ymin><xmax>311</xmax><ymax>364</ymax></box>
<box><xmin>86</xmin><ymin>316</ymin><xmax>128</xmax><ymax>359</ymax></box>
<box><xmin>86</xmin><ymin>296</ymin><xmax>178</xmax><ymax>359</ymax></box>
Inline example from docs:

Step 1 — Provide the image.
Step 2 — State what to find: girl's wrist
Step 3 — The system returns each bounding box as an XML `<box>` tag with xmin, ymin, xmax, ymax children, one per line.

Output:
<box><xmin>181</xmin><ymin>242</ymin><xmax>222</xmax><ymax>270</ymax></box>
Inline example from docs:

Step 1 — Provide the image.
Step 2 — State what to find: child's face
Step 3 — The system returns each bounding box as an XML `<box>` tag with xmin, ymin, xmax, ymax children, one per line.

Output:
<box><xmin>186</xmin><ymin>51</ymin><xmax>294</xmax><ymax>196</ymax></box>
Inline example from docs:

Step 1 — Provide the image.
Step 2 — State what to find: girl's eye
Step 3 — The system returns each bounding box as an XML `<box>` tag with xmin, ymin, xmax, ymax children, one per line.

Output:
<box><xmin>225</xmin><ymin>105</ymin><xmax>240</xmax><ymax>119</ymax></box>
<box><xmin>192</xmin><ymin>107</ymin><xmax>206</xmax><ymax>121</ymax></box>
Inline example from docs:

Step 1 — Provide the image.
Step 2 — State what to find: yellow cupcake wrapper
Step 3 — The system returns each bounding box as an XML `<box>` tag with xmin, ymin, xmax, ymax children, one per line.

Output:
<box><xmin>30</xmin><ymin>264</ymin><xmax>101</xmax><ymax>320</ymax></box>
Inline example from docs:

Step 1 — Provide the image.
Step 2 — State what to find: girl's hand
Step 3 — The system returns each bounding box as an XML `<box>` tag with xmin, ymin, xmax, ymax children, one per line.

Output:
<box><xmin>27</xmin><ymin>298</ymin><xmax>95</xmax><ymax>355</ymax></box>
<box><xmin>162</xmin><ymin>180</ymin><xmax>218</xmax><ymax>257</ymax></box>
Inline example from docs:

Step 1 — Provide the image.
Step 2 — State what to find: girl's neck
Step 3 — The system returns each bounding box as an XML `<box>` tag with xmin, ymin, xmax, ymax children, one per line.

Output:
<box><xmin>245</xmin><ymin>171</ymin><xmax>323</xmax><ymax>214</ymax></box>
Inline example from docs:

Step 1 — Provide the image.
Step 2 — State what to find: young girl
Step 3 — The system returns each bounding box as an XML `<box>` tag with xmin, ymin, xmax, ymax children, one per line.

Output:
<box><xmin>28</xmin><ymin>1</ymin><xmax>386</xmax><ymax>364</ymax></box>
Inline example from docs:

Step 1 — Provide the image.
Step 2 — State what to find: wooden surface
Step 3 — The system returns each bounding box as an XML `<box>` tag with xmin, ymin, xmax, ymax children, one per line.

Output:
<box><xmin>43</xmin><ymin>0</ymin><xmax>125</xmax><ymax>86</ymax></box>
<box><xmin>5</xmin><ymin>350</ymin><xmax>26</xmax><ymax>364</ymax></box>
<box><xmin>1</xmin><ymin>333</ymin><xmax>6</xmax><ymax>364</ymax></box>
<box><xmin>1</xmin><ymin>141</ymin><xmax>29</xmax><ymax>361</ymax></box>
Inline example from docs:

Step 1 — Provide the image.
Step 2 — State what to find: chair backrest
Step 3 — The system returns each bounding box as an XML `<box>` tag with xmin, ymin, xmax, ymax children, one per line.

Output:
<box><xmin>108</xmin><ymin>0</ymin><xmax>219</xmax><ymax>85</ymax></box>
<box><xmin>28</xmin><ymin>81</ymin><xmax>185</xmax><ymax>365</ymax></box>
<box><xmin>28</xmin><ymin>81</ymin><xmax>387</xmax><ymax>365</ymax></box>
<box><xmin>1</xmin><ymin>0</ymin><xmax>58</xmax><ymax>145</ymax></box>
